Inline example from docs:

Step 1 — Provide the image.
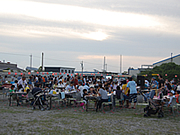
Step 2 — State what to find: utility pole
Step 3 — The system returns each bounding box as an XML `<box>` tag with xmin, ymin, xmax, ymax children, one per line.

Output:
<box><xmin>30</xmin><ymin>54</ymin><xmax>32</xmax><ymax>70</ymax></box>
<box><xmin>42</xmin><ymin>52</ymin><xmax>44</xmax><ymax>72</ymax></box>
<box><xmin>104</xmin><ymin>56</ymin><xmax>106</xmax><ymax>72</ymax></box>
<box><xmin>80</xmin><ymin>61</ymin><xmax>83</xmax><ymax>78</ymax></box>
<box><xmin>120</xmin><ymin>55</ymin><xmax>122</xmax><ymax>74</ymax></box>
<box><xmin>171</xmin><ymin>53</ymin><xmax>173</xmax><ymax>62</ymax></box>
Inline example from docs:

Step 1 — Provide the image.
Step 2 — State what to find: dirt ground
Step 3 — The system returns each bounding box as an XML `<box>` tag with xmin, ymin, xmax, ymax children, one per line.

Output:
<box><xmin>1</xmin><ymin>95</ymin><xmax>180</xmax><ymax>135</ymax></box>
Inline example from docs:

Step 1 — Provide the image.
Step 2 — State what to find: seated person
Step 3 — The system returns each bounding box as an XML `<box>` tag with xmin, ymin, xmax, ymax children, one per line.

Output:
<box><xmin>9</xmin><ymin>85</ymin><xmax>20</xmax><ymax>104</ymax></box>
<box><xmin>65</xmin><ymin>82</ymin><xmax>75</xmax><ymax>91</ymax></box>
<box><xmin>58</xmin><ymin>80</ymin><xmax>65</xmax><ymax>88</ymax></box>
<box><xmin>78</xmin><ymin>81</ymin><xmax>84</xmax><ymax>98</ymax></box>
<box><xmin>163</xmin><ymin>90</ymin><xmax>175</xmax><ymax>107</ymax></box>
<box><xmin>88</xmin><ymin>86</ymin><xmax>98</xmax><ymax>108</ymax></box>
<box><xmin>157</xmin><ymin>89</ymin><xmax>163</xmax><ymax>99</ymax></box>
<box><xmin>96</xmin><ymin>84</ymin><xmax>108</xmax><ymax>111</ymax></box>
<box><xmin>175</xmin><ymin>91</ymin><xmax>179</xmax><ymax>103</ymax></box>
<box><xmin>82</xmin><ymin>89</ymin><xmax>88</xmax><ymax>110</ymax></box>
<box><xmin>9</xmin><ymin>85</ymin><xmax>15</xmax><ymax>93</ymax></box>
<box><xmin>53</xmin><ymin>81</ymin><xmax>58</xmax><ymax>89</ymax></box>
<box><xmin>18</xmin><ymin>85</ymin><xmax>24</xmax><ymax>92</ymax></box>
<box><xmin>88</xmin><ymin>87</ymin><xmax>97</xmax><ymax>96</ymax></box>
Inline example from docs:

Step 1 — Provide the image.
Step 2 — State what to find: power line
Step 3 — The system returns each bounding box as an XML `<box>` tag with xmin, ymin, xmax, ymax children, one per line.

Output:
<box><xmin>0</xmin><ymin>51</ymin><xmax>122</xmax><ymax>69</ymax></box>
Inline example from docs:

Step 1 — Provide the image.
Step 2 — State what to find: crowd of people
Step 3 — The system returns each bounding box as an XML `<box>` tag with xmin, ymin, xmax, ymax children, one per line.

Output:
<box><xmin>1</xmin><ymin>73</ymin><xmax>180</xmax><ymax>111</ymax></box>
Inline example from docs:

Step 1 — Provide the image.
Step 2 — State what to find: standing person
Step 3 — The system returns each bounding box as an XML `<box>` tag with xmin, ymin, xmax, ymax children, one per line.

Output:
<box><xmin>125</xmin><ymin>77</ymin><xmax>137</xmax><ymax>109</ymax></box>
<box><xmin>122</xmin><ymin>80</ymin><xmax>129</xmax><ymax>108</ymax></box>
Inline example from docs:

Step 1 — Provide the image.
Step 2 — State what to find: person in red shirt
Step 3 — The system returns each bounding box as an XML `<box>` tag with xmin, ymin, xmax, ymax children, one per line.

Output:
<box><xmin>72</xmin><ymin>75</ymin><xmax>78</xmax><ymax>88</ymax></box>
<box><xmin>175</xmin><ymin>91</ymin><xmax>179</xmax><ymax>103</ymax></box>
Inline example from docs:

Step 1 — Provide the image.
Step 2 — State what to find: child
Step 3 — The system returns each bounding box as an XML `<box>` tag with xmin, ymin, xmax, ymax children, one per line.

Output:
<box><xmin>10</xmin><ymin>85</ymin><xmax>20</xmax><ymax>104</ymax></box>
<box><xmin>82</xmin><ymin>89</ymin><xmax>88</xmax><ymax>110</ymax></box>
<box><xmin>164</xmin><ymin>91</ymin><xmax>175</xmax><ymax>107</ymax></box>
<box><xmin>116</xmin><ymin>86</ymin><xmax>124</xmax><ymax>107</ymax></box>
<box><xmin>175</xmin><ymin>91</ymin><xmax>179</xmax><ymax>103</ymax></box>
<box><xmin>9</xmin><ymin>85</ymin><xmax>15</xmax><ymax>93</ymax></box>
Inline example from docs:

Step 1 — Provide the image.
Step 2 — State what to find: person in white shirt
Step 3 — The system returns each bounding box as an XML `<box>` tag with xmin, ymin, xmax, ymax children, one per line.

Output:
<box><xmin>66</xmin><ymin>82</ymin><xmax>75</xmax><ymax>91</ymax></box>
<box><xmin>58</xmin><ymin>80</ymin><xmax>65</xmax><ymax>87</ymax></box>
<box><xmin>165</xmin><ymin>90</ymin><xmax>175</xmax><ymax>107</ymax></box>
<box><xmin>78</xmin><ymin>82</ymin><xmax>84</xmax><ymax>97</ymax></box>
<box><xmin>84</xmin><ymin>82</ymin><xmax>89</xmax><ymax>91</ymax></box>
<box><xmin>18</xmin><ymin>76</ymin><xmax>27</xmax><ymax>89</ymax></box>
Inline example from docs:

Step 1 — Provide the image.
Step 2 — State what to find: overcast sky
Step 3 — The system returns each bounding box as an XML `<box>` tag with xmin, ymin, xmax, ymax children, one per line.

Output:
<box><xmin>0</xmin><ymin>0</ymin><xmax>180</xmax><ymax>72</ymax></box>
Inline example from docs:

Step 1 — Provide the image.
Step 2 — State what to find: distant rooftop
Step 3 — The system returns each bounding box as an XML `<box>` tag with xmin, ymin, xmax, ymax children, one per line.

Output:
<box><xmin>153</xmin><ymin>54</ymin><xmax>180</xmax><ymax>65</ymax></box>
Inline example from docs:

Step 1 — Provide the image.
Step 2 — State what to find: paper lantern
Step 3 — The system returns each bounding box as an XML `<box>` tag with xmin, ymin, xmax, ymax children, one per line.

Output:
<box><xmin>55</xmin><ymin>73</ymin><xmax>57</xmax><ymax>75</ymax></box>
<box><xmin>20</xmin><ymin>73</ymin><xmax>23</xmax><ymax>75</ymax></box>
<box><xmin>64</xmin><ymin>72</ymin><xmax>66</xmax><ymax>74</ymax></box>
<box><xmin>42</xmin><ymin>72</ymin><xmax>44</xmax><ymax>75</ymax></box>
<box><xmin>52</xmin><ymin>73</ymin><xmax>54</xmax><ymax>75</ymax></box>
<box><xmin>71</xmin><ymin>74</ymin><xmax>73</xmax><ymax>76</ymax></box>
<box><xmin>122</xmin><ymin>75</ymin><xmax>124</xmax><ymax>77</ymax></box>
<box><xmin>165</xmin><ymin>74</ymin><xmax>167</xmax><ymax>76</ymax></box>
<box><xmin>28</xmin><ymin>72</ymin><xmax>31</xmax><ymax>75</ymax></box>
<box><xmin>98</xmin><ymin>72</ymin><xmax>99</xmax><ymax>74</ymax></box>
<box><xmin>47</xmin><ymin>72</ymin><xmax>49</xmax><ymax>75</ymax></box>
<box><xmin>83</xmin><ymin>75</ymin><xmax>85</xmax><ymax>76</ymax></box>
<box><xmin>175</xmin><ymin>75</ymin><xmax>177</xmax><ymax>78</ymax></box>
<box><xmin>91</xmin><ymin>73</ymin><xmax>93</xmax><ymax>75</ymax></box>
<box><xmin>15</xmin><ymin>73</ymin><xmax>17</xmax><ymax>75</ymax></box>
<box><xmin>59</xmin><ymin>73</ymin><xmax>61</xmax><ymax>75</ymax></box>
<box><xmin>118</xmin><ymin>75</ymin><xmax>119</xmax><ymax>77</ymax></box>
<box><xmin>37</xmin><ymin>72</ymin><xmax>39</xmax><ymax>74</ymax></box>
<box><xmin>94</xmin><ymin>74</ymin><xmax>95</xmax><ymax>76</ymax></box>
<box><xmin>8</xmin><ymin>72</ymin><xmax>11</xmax><ymax>75</ymax></box>
<box><xmin>76</xmin><ymin>73</ymin><xmax>78</xmax><ymax>75</ymax></box>
<box><xmin>80</xmin><ymin>74</ymin><xmax>81</xmax><ymax>76</ymax></box>
<box><xmin>101</xmin><ymin>74</ymin><xmax>103</xmax><ymax>76</ymax></box>
<box><xmin>107</xmin><ymin>74</ymin><xmax>108</xmax><ymax>76</ymax></box>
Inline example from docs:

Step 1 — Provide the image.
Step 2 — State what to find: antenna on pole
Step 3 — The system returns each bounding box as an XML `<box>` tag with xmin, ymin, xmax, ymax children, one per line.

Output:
<box><xmin>30</xmin><ymin>54</ymin><xmax>32</xmax><ymax>71</ymax></box>
<box><xmin>42</xmin><ymin>52</ymin><xmax>44</xmax><ymax>72</ymax></box>
<box><xmin>80</xmin><ymin>61</ymin><xmax>84</xmax><ymax>77</ymax></box>
<box><xmin>120</xmin><ymin>55</ymin><xmax>122</xmax><ymax>74</ymax></box>
<box><xmin>104</xmin><ymin>56</ymin><xmax>106</xmax><ymax>72</ymax></box>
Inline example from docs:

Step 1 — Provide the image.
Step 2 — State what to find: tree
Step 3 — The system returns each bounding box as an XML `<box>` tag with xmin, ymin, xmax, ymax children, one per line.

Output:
<box><xmin>138</xmin><ymin>62</ymin><xmax>180</xmax><ymax>81</ymax></box>
<box><xmin>38</xmin><ymin>66</ymin><xmax>42</xmax><ymax>72</ymax></box>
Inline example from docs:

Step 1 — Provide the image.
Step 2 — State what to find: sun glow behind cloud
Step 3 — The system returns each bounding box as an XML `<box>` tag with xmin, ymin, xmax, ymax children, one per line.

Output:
<box><xmin>0</xmin><ymin>0</ymin><xmax>164</xmax><ymax>40</ymax></box>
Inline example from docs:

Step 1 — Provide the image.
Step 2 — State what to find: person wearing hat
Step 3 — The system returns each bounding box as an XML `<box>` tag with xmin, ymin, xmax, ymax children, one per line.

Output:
<box><xmin>164</xmin><ymin>90</ymin><xmax>175</xmax><ymax>107</ymax></box>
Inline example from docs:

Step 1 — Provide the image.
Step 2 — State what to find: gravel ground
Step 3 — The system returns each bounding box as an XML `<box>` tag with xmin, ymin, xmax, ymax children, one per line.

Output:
<box><xmin>1</xmin><ymin>96</ymin><xmax>180</xmax><ymax>135</ymax></box>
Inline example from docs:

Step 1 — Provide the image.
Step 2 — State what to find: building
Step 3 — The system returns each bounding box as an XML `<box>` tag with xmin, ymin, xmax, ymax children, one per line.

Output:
<box><xmin>44</xmin><ymin>66</ymin><xmax>75</xmax><ymax>76</ymax></box>
<box><xmin>128</xmin><ymin>65</ymin><xmax>153</xmax><ymax>77</ymax></box>
<box><xmin>26</xmin><ymin>66</ymin><xmax>38</xmax><ymax>71</ymax></box>
<box><xmin>128</xmin><ymin>68</ymin><xmax>140</xmax><ymax>77</ymax></box>
<box><xmin>0</xmin><ymin>61</ymin><xmax>24</xmax><ymax>72</ymax></box>
<box><xmin>153</xmin><ymin>54</ymin><xmax>180</xmax><ymax>67</ymax></box>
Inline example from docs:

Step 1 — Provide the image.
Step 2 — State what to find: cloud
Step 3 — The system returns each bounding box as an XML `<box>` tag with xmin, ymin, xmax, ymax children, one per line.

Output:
<box><xmin>0</xmin><ymin>0</ymin><xmax>180</xmax><ymax>72</ymax></box>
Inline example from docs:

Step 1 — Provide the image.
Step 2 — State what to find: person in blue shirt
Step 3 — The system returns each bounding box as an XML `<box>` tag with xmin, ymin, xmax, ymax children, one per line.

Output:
<box><xmin>125</xmin><ymin>77</ymin><xmax>137</xmax><ymax>109</ymax></box>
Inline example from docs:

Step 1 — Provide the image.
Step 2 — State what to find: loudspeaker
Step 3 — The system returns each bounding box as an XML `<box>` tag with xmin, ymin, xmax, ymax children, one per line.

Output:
<box><xmin>137</xmin><ymin>76</ymin><xmax>145</xmax><ymax>88</ymax></box>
